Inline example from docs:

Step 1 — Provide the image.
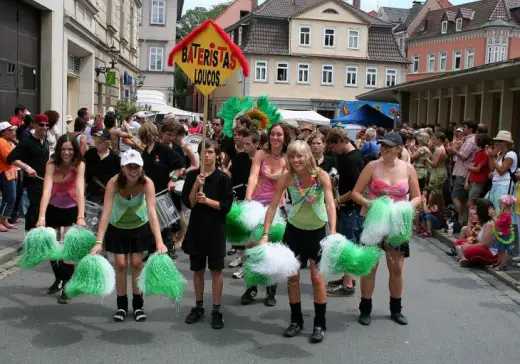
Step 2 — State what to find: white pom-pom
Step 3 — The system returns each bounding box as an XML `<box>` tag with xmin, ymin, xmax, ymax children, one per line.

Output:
<box><xmin>318</xmin><ymin>234</ymin><xmax>346</xmax><ymax>278</ymax></box>
<box><xmin>239</xmin><ymin>200</ymin><xmax>267</xmax><ymax>230</ymax></box>
<box><xmin>249</xmin><ymin>243</ymin><xmax>300</xmax><ymax>283</ymax></box>
<box><xmin>99</xmin><ymin>256</ymin><xmax>116</xmax><ymax>296</ymax></box>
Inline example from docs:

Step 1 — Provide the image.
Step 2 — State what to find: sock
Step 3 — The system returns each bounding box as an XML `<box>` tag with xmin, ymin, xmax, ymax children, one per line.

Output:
<box><xmin>212</xmin><ymin>304</ymin><xmax>220</xmax><ymax>312</ymax></box>
<box><xmin>359</xmin><ymin>297</ymin><xmax>372</xmax><ymax>315</ymax></box>
<box><xmin>132</xmin><ymin>293</ymin><xmax>144</xmax><ymax>310</ymax></box>
<box><xmin>196</xmin><ymin>300</ymin><xmax>203</xmax><ymax>308</ymax></box>
<box><xmin>117</xmin><ymin>295</ymin><xmax>128</xmax><ymax>311</ymax></box>
<box><xmin>289</xmin><ymin>302</ymin><xmax>303</xmax><ymax>324</ymax></box>
<box><xmin>59</xmin><ymin>262</ymin><xmax>75</xmax><ymax>283</ymax></box>
<box><xmin>50</xmin><ymin>260</ymin><xmax>60</xmax><ymax>280</ymax></box>
<box><xmin>390</xmin><ymin>297</ymin><xmax>402</xmax><ymax>314</ymax></box>
<box><xmin>313</xmin><ymin>302</ymin><xmax>326</xmax><ymax>328</ymax></box>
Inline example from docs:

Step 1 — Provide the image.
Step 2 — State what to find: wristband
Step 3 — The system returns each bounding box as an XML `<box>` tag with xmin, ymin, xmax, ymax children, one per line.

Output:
<box><xmin>95</xmin><ymin>240</ymin><xmax>104</xmax><ymax>245</ymax></box>
<box><xmin>262</xmin><ymin>233</ymin><xmax>268</xmax><ymax>236</ymax></box>
<box><xmin>77</xmin><ymin>216</ymin><xmax>85</xmax><ymax>219</ymax></box>
<box><xmin>38</xmin><ymin>217</ymin><xmax>45</xmax><ymax>221</ymax></box>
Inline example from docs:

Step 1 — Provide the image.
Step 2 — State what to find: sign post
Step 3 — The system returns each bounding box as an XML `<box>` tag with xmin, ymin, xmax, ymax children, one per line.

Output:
<box><xmin>168</xmin><ymin>19</ymin><xmax>249</xmax><ymax>176</ymax></box>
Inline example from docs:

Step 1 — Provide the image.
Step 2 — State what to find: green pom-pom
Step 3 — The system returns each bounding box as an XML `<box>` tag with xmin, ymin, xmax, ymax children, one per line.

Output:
<box><xmin>250</xmin><ymin>223</ymin><xmax>286</xmax><ymax>243</ymax></box>
<box><xmin>60</xmin><ymin>226</ymin><xmax>97</xmax><ymax>262</ymax></box>
<box><xmin>138</xmin><ymin>254</ymin><xmax>186</xmax><ymax>301</ymax></box>
<box><xmin>387</xmin><ymin>201</ymin><xmax>415</xmax><ymax>247</ymax></box>
<box><xmin>64</xmin><ymin>255</ymin><xmax>115</xmax><ymax>298</ymax></box>
<box><xmin>243</xmin><ymin>245</ymin><xmax>271</xmax><ymax>286</ymax></box>
<box><xmin>360</xmin><ymin>196</ymin><xmax>393</xmax><ymax>245</ymax></box>
<box><xmin>17</xmin><ymin>227</ymin><xmax>61</xmax><ymax>269</ymax></box>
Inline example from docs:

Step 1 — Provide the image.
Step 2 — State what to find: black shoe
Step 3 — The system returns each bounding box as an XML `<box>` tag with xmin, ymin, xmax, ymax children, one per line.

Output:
<box><xmin>241</xmin><ymin>287</ymin><xmax>257</xmax><ymax>305</ymax></box>
<box><xmin>327</xmin><ymin>278</ymin><xmax>356</xmax><ymax>287</ymax></box>
<box><xmin>359</xmin><ymin>313</ymin><xmax>371</xmax><ymax>326</ymax></box>
<box><xmin>168</xmin><ymin>248</ymin><xmax>178</xmax><ymax>260</ymax></box>
<box><xmin>57</xmin><ymin>290</ymin><xmax>70</xmax><ymax>304</ymax></box>
<box><xmin>391</xmin><ymin>313</ymin><xmax>408</xmax><ymax>325</ymax></box>
<box><xmin>264</xmin><ymin>286</ymin><xmax>277</xmax><ymax>307</ymax></box>
<box><xmin>113</xmin><ymin>309</ymin><xmax>127</xmax><ymax>322</ymax></box>
<box><xmin>134</xmin><ymin>308</ymin><xmax>147</xmax><ymax>322</ymax></box>
<box><xmin>327</xmin><ymin>285</ymin><xmax>355</xmax><ymax>297</ymax></box>
<box><xmin>446</xmin><ymin>247</ymin><xmax>457</xmax><ymax>257</ymax></box>
<box><xmin>310</xmin><ymin>326</ymin><xmax>325</xmax><ymax>343</ymax></box>
<box><xmin>283</xmin><ymin>322</ymin><xmax>303</xmax><ymax>337</ymax></box>
<box><xmin>47</xmin><ymin>280</ymin><xmax>62</xmax><ymax>294</ymax></box>
<box><xmin>185</xmin><ymin>306</ymin><xmax>205</xmax><ymax>324</ymax></box>
<box><xmin>211</xmin><ymin>310</ymin><xmax>224</xmax><ymax>329</ymax></box>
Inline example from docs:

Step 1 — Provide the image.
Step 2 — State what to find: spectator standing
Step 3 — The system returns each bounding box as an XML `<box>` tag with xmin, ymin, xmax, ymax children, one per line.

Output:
<box><xmin>0</xmin><ymin>122</ymin><xmax>18</xmax><ymax>231</ymax></box>
<box><xmin>486</xmin><ymin>131</ymin><xmax>517</xmax><ymax>211</ymax></box>
<box><xmin>9</xmin><ymin>104</ymin><xmax>27</xmax><ymax>127</ymax></box>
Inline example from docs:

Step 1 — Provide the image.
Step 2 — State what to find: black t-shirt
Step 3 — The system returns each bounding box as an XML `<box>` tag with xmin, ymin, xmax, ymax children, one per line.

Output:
<box><xmin>142</xmin><ymin>142</ymin><xmax>185</xmax><ymax>192</ymax></box>
<box><xmin>318</xmin><ymin>155</ymin><xmax>336</xmax><ymax>174</ymax></box>
<box><xmin>229</xmin><ymin>152</ymin><xmax>252</xmax><ymax>200</ymax></box>
<box><xmin>84</xmin><ymin>148</ymin><xmax>121</xmax><ymax>199</ymax></box>
<box><xmin>7</xmin><ymin>135</ymin><xmax>49</xmax><ymax>178</ymax></box>
<box><xmin>223</xmin><ymin>136</ymin><xmax>237</xmax><ymax>161</ymax></box>
<box><xmin>336</xmin><ymin>149</ymin><xmax>364</xmax><ymax>211</ymax></box>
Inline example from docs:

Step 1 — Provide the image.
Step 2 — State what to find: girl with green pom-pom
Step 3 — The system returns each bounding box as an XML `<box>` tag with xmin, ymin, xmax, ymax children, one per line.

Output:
<box><xmin>90</xmin><ymin>150</ymin><xmax>168</xmax><ymax>323</ymax></box>
<box><xmin>351</xmin><ymin>132</ymin><xmax>421</xmax><ymax>327</ymax></box>
<box><xmin>36</xmin><ymin>134</ymin><xmax>86</xmax><ymax>304</ymax></box>
<box><xmin>259</xmin><ymin>140</ymin><xmax>337</xmax><ymax>344</ymax></box>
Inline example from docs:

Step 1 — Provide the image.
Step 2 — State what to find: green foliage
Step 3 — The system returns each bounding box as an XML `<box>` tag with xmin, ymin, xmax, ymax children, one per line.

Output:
<box><xmin>177</xmin><ymin>2</ymin><xmax>232</xmax><ymax>41</ymax></box>
<box><xmin>114</xmin><ymin>99</ymin><xmax>137</xmax><ymax>123</ymax></box>
<box><xmin>174</xmin><ymin>64</ymin><xmax>188</xmax><ymax>95</ymax></box>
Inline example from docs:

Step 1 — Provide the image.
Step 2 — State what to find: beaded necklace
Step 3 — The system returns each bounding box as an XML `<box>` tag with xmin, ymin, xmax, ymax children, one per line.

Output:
<box><xmin>293</xmin><ymin>174</ymin><xmax>320</xmax><ymax>203</ymax></box>
<box><xmin>494</xmin><ymin>224</ymin><xmax>516</xmax><ymax>245</ymax></box>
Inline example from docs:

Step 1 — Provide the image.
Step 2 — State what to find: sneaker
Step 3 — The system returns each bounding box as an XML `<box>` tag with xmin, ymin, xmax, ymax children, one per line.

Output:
<box><xmin>283</xmin><ymin>322</ymin><xmax>303</xmax><ymax>337</ymax></box>
<box><xmin>232</xmin><ymin>267</ymin><xmax>244</xmax><ymax>279</ymax></box>
<box><xmin>327</xmin><ymin>278</ymin><xmax>356</xmax><ymax>287</ymax></box>
<box><xmin>229</xmin><ymin>255</ymin><xmax>243</xmax><ymax>268</ymax></box>
<box><xmin>211</xmin><ymin>310</ymin><xmax>224</xmax><ymax>329</ymax></box>
<box><xmin>310</xmin><ymin>326</ymin><xmax>325</xmax><ymax>343</ymax></box>
<box><xmin>133</xmin><ymin>308</ymin><xmax>147</xmax><ymax>322</ymax></box>
<box><xmin>227</xmin><ymin>249</ymin><xmax>236</xmax><ymax>256</ymax></box>
<box><xmin>47</xmin><ymin>280</ymin><xmax>62</xmax><ymax>295</ymax></box>
<box><xmin>264</xmin><ymin>286</ymin><xmax>277</xmax><ymax>307</ymax></box>
<box><xmin>185</xmin><ymin>306</ymin><xmax>204</xmax><ymax>324</ymax></box>
<box><xmin>57</xmin><ymin>290</ymin><xmax>70</xmax><ymax>304</ymax></box>
<box><xmin>241</xmin><ymin>287</ymin><xmax>257</xmax><ymax>305</ymax></box>
<box><xmin>113</xmin><ymin>309</ymin><xmax>127</xmax><ymax>322</ymax></box>
<box><xmin>327</xmin><ymin>285</ymin><xmax>355</xmax><ymax>297</ymax></box>
<box><xmin>358</xmin><ymin>313</ymin><xmax>371</xmax><ymax>326</ymax></box>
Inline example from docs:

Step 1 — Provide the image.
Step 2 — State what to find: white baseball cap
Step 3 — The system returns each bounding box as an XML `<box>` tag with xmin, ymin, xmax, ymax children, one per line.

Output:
<box><xmin>0</xmin><ymin>121</ymin><xmax>15</xmax><ymax>133</ymax></box>
<box><xmin>121</xmin><ymin>149</ymin><xmax>144</xmax><ymax>167</ymax></box>
<box><xmin>135</xmin><ymin>111</ymin><xmax>147</xmax><ymax>118</ymax></box>
<box><xmin>107</xmin><ymin>107</ymin><xmax>115</xmax><ymax>113</ymax></box>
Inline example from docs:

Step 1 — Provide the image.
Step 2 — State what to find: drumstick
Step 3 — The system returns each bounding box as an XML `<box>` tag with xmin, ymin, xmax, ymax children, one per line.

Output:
<box><xmin>92</xmin><ymin>177</ymin><xmax>106</xmax><ymax>190</ymax></box>
<box><xmin>156</xmin><ymin>189</ymin><xmax>168</xmax><ymax>196</ymax></box>
<box><xmin>34</xmin><ymin>175</ymin><xmax>45</xmax><ymax>181</ymax></box>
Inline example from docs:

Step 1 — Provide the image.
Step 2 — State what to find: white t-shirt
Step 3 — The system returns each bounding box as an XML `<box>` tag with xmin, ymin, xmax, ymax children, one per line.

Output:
<box><xmin>492</xmin><ymin>151</ymin><xmax>518</xmax><ymax>185</ymax></box>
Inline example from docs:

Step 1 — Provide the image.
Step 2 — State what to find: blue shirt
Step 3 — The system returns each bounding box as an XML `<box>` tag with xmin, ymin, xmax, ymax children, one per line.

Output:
<box><xmin>360</xmin><ymin>140</ymin><xmax>380</xmax><ymax>157</ymax></box>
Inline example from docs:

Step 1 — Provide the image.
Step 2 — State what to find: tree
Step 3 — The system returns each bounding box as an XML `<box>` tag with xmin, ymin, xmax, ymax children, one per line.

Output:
<box><xmin>176</xmin><ymin>2</ymin><xmax>232</xmax><ymax>41</ymax></box>
<box><xmin>114</xmin><ymin>99</ymin><xmax>137</xmax><ymax>123</ymax></box>
<box><xmin>174</xmin><ymin>64</ymin><xmax>188</xmax><ymax>95</ymax></box>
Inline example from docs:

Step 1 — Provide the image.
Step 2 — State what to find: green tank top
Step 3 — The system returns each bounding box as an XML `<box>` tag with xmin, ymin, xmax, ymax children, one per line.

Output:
<box><xmin>287</xmin><ymin>179</ymin><xmax>328</xmax><ymax>230</ymax></box>
<box><xmin>110</xmin><ymin>192</ymin><xmax>148</xmax><ymax>229</ymax></box>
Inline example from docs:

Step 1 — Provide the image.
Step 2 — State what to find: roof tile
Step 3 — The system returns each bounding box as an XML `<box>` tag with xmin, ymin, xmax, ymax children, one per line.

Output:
<box><xmin>380</xmin><ymin>7</ymin><xmax>410</xmax><ymax>24</ymax></box>
<box><xmin>368</xmin><ymin>27</ymin><xmax>410</xmax><ymax>63</ymax></box>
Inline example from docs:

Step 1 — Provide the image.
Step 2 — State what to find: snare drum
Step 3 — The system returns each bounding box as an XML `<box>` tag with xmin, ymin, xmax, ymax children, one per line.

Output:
<box><xmin>85</xmin><ymin>200</ymin><xmax>103</xmax><ymax>231</ymax></box>
<box><xmin>174</xmin><ymin>180</ymin><xmax>185</xmax><ymax>195</ymax></box>
<box><xmin>156</xmin><ymin>192</ymin><xmax>180</xmax><ymax>231</ymax></box>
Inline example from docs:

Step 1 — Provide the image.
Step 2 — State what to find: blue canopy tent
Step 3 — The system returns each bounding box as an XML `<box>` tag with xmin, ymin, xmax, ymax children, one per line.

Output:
<box><xmin>332</xmin><ymin>104</ymin><xmax>395</xmax><ymax>128</ymax></box>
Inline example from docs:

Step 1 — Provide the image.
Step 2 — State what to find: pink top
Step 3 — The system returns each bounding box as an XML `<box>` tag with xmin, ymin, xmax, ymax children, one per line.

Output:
<box><xmin>496</xmin><ymin>212</ymin><xmax>512</xmax><ymax>236</ymax></box>
<box><xmin>49</xmin><ymin>168</ymin><xmax>78</xmax><ymax>209</ymax></box>
<box><xmin>251</xmin><ymin>161</ymin><xmax>285</xmax><ymax>206</ymax></box>
<box><xmin>367</xmin><ymin>179</ymin><xmax>409</xmax><ymax>202</ymax></box>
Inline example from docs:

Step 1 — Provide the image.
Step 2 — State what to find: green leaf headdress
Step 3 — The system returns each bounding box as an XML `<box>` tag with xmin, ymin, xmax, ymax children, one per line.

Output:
<box><xmin>219</xmin><ymin>96</ymin><xmax>255</xmax><ymax>137</ymax></box>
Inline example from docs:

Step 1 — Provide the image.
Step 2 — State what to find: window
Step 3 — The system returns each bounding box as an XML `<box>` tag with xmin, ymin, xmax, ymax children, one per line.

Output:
<box><xmin>345</xmin><ymin>66</ymin><xmax>358</xmax><ymax>87</ymax></box>
<box><xmin>466</xmin><ymin>49</ymin><xmax>474</xmax><ymax>68</ymax></box>
<box><xmin>299</xmin><ymin>26</ymin><xmax>311</xmax><ymax>46</ymax></box>
<box><xmin>441</xmin><ymin>20</ymin><xmax>447</xmax><ymax>34</ymax></box>
<box><xmin>456</xmin><ymin>18</ymin><xmax>462</xmax><ymax>32</ymax></box>
<box><xmin>324</xmin><ymin>28</ymin><xmax>335</xmax><ymax>48</ymax></box>
<box><xmin>276</xmin><ymin>62</ymin><xmax>289</xmax><ymax>83</ymax></box>
<box><xmin>148</xmin><ymin>47</ymin><xmax>164</xmax><ymax>71</ymax></box>
<box><xmin>427</xmin><ymin>54</ymin><xmax>435</xmax><ymax>72</ymax></box>
<box><xmin>238</xmin><ymin>27</ymin><xmax>243</xmax><ymax>46</ymax></box>
<box><xmin>348</xmin><ymin>30</ymin><xmax>359</xmax><ymax>49</ymax></box>
<box><xmin>398</xmin><ymin>37</ymin><xmax>404</xmax><ymax>52</ymax></box>
<box><xmin>321</xmin><ymin>65</ymin><xmax>334</xmax><ymax>85</ymax></box>
<box><xmin>254</xmin><ymin>61</ymin><xmax>267</xmax><ymax>82</ymax></box>
<box><xmin>297</xmin><ymin>63</ymin><xmax>310</xmax><ymax>84</ymax></box>
<box><xmin>453</xmin><ymin>51</ymin><xmax>462</xmax><ymax>70</ymax></box>
<box><xmin>366</xmin><ymin>68</ymin><xmax>377</xmax><ymax>87</ymax></box>
<box><xmin>412</xmin><ymin>55</ymin><xmax>419</xmax><ymax>73</ymax></box>
<box><xmin>323</xmin><ymin>8</ymin><xmax>339</xmax><ymax>14</ymax></box>
<box><xmin>151</xmin><ymin>0</ymin><xmax>165</xmax><ymax>25</ymax></box>
<box><xmin>487</xmin><ymin>45</ymin><xmax>507</xmax><ymax>63</ymax></box>
<box><xmin>439</xmin><ymin>52</ymin><xmax>447</xmax><ymax>71</ymax></box>
<box><xmin>385</xmin><ymin>69</ymin><xmax>397</xmax><ymax>87</ymax></box>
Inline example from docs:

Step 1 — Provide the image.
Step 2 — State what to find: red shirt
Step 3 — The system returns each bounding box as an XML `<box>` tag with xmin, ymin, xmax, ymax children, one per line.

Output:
<box><xmin>9</xmin><ymin>115</ymin><xmax>23</xmax><ymax>127</ymax></box>
<box><xmin>469</xmin><ymin>150</ymin><xmax>489</xmax><ymax>184</ymax></box>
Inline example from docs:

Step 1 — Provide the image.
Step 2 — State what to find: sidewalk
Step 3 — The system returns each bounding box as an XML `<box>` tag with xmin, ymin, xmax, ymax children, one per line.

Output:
<box><xmin>0</xmin><ymin>223</ymin><xmax>24</xmax><ymax>265</ymax></box>
<box><xmin>431</xmin><ymin>229</ymin><xmax>520</xmax><ymax>292</ymax></box>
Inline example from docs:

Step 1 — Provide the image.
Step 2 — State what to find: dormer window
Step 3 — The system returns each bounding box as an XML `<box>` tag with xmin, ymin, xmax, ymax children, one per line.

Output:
<box><xmin>456</xmin><ymin>18</ymin><xmax>462</xmax><ymax>32</ymax></box>
<box><xmin>441</xmin><ymin>21</ymin><xmax>448</xmax><ymax>34</ymax></box>
<box><xmin>238</xmin><ymin>27</ymin><xmax>243</xmax><ymax>46</ymax></box>
<box><xmin>323</xmin><ymin>8</ymin><xmax>339</xmax><ymax>14</ymax></box>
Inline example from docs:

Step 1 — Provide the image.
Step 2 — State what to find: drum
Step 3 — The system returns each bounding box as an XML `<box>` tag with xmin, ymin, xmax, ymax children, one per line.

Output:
<box><xmin>184</xmin><ymin>134</ymin><xmax>203</xmax><ymax>155</ymax></box>
<box><xmin>156</xmin><ymin>192</ymin><xmax>180</xmax><ymax>231</ymax></box>
<box><xmin>174</xmin><ymin>180</ymin><xmax>185</xmax><ymax>195</ymax></box>
<box><xmin>85</xmin><ymin>200</ymin><xmax>103</xmax><ymax>231</ymax></box>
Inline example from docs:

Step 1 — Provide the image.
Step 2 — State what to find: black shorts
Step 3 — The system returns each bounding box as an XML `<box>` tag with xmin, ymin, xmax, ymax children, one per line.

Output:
<box><xmin>46</xmin><ymin>204</ymin><xmax>78</xmax><ymax>229</ymax></box>
<box><xmin>104</xmin><ymin>223</ymin><xmax>151</xmax><ymax>255</ymax></box>
<box><xmin>189</xmin><ymin>255</ymin><xmax>225</xmax><ymax>272</ymax></box>
<box><xmin>283</xmin><ymin>222</ymin><xmax>326</xmax><ymax>263</ymax></box>
<box><xmin>381</xmin><ymin>241</ymin><xmax>410</xmax><ymax>258</ymax></box>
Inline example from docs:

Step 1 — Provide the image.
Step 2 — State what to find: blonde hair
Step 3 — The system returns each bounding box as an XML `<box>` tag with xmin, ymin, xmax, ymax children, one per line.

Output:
<box><xmin>286</xmin><ymin>140</ymin><xmax>319</xmax><ymax>177</ymax></box>
<box><xmin>415</xmin><ymin>131</ymin><xmax>430</xmax><ymax>147</ymax></box>
<box><xmin>138</xmin><ymin>122</ymin><xmax>160</xmax><ymax>147</ymax></box>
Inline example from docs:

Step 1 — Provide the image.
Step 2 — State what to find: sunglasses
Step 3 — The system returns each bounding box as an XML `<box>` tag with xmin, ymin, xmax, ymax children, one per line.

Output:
<box><xmin>39</xmin><ymin>123</ymin><xmax>49</xmax><ymax>128</ymax></box>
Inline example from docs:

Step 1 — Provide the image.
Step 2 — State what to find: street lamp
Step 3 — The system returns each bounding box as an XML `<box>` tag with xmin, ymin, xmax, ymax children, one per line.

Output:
<box><xmin>95</xmin><ymin>43</ymin><xmax>121</xmax><ymax>76</ymax></box>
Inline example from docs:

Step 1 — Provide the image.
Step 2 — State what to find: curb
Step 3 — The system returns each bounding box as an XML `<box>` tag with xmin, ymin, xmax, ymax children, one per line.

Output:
<box><xmin>0</xmin><ymin>246</ymin><xmax>18</xmax><ymax>266</ymax></box>
<box><xmin>431</xmin><ymin>230</ymin><xmax>520</xmax><ymax>293</ymax></box>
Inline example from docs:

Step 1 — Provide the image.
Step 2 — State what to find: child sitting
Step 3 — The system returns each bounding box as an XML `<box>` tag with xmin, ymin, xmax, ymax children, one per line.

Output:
<box><xmin>447</xmin><ymin>206</ymin><xmax>480</xmax><ymax>258</ymax></box>
<box><xmin>490</xmin><ymin>195</ymin><xmax>516</xmax><ymax>271</ymax></box>
<box><xmin>419</xmin><ymin>189</ymin><xmax>443</xmax><ymax>238</ymax></box>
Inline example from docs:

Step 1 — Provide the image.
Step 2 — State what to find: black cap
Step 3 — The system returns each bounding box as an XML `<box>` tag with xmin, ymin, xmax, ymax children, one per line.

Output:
<box><xmin>93</xmin><ymin>129</ymin><xmax>111</xmax><ymax>140</ymax></box>
<box><xmin>378</xmin><ymin>132</ymin><xmax>403</xmax><ymax>147</ymax></box>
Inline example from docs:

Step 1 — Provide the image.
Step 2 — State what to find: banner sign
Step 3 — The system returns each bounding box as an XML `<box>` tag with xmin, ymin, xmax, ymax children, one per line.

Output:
<box><xmin>105</xmin><ymin>71</ymin><xmax>116</xmax><ymax>85</ymax></box>
<box><xmin>339</xmin><ymin>101</ymin><xmax>399</xmax><ymax>119</ymax></box>
<box><xmin>168</xmin><ymin>19</ymin><xmax>249</xmax><ymax>96</ymax></box>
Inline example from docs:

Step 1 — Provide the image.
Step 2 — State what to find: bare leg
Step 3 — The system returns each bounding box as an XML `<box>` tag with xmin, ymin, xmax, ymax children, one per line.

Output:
<box><xmin>310</xmin><ymin>260</ymin><xmax>326</xmax><ymax>304</ymax></box>
<box><xmin>194</xmin><ymin>269</ymin><xmax>205</xmax><ymax>302</ymax></box>
<box><xmin>130</xmin><ymin>253</ymin><xmax>144</xmax><ymax>294</ymax></box>
<box><xmin>211</xmin><ymin>270</ymin><xmax>223</xmax><ymax>305</ymax></box>
<box><xmin>360</xmin><ymin>263</ymin><xmax>379</xmax><ymax>299</ymax></box>
<box><xmin>386</xmin><ymin>248</ymin><xmax>404</xmax><ymax>299</ymax></box>
<box><xmin>287</xmin><ymin>272</ymin><xmax>301</xmax><ymax>304</ymax></box>
<box><xmin>342</xmin><ymin>274</ymin><xmax>354</xmax><ymax>288</ymax></box>
<box><xmin>114</xmin><ymin>254</ymin><xmax>128</xmax><ymax>296</ymax></box>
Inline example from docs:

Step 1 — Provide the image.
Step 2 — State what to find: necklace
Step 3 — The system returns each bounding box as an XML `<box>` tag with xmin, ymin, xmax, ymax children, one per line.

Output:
<box><xmin>270</xmin><ymin>152</ymin><xmax>282</xmax><ymax>160</ymax></box>
<box><xmin>293</xmin><ymin>174</ymin><xmax>319</xmax><ymax>203</ymax></box>
<box><xmin>494</xmin><ymin>224</ymin><xmax>515</xmax><ymax>245</ymax></box>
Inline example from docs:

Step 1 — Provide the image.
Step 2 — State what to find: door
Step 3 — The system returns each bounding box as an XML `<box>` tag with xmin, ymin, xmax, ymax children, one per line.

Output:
<box><xmin>0</xmin><ymin>0</ymin><xmax>40</xmax><ymax>120</ymax></box>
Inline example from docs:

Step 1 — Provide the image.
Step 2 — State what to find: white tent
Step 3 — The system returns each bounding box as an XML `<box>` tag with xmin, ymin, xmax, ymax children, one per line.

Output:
<box><xmin>279</xmin><ymin>109</ymin><xmax>330</xmax><ymax>125</ymax></box>
<box><xmin>154</xmin><ymin>105</ymin><xmax>192</xmax><ymax>116</ymax></box>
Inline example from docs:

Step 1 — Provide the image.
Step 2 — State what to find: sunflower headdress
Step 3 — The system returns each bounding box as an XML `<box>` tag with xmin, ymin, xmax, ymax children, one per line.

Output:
<box><xmin>219</xmin><ymin>95</ymin><xmax>282</xmax><ymax>137</ymax></box>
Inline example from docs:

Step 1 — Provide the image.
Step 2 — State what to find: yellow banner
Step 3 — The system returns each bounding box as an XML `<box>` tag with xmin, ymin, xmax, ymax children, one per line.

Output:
<box><xmin>173</xmin><ymin>22</ymin><xmax>241</xmax><ymax>96</ymax></box>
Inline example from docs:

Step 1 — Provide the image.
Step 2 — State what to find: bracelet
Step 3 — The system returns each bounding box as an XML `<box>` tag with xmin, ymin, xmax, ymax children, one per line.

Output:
<box><xmin>262</xmin><ymin>233</ymin><xmax>268</xmax><ymax>236</ymax></box>
<box><xmin>77</xmin><ymin>216</ymin><xmax>85</xmax><ymax>219</ymax></box>
<box><xmin>38</xmin><ymin>217</ymin><xmax>45</xmax><ymax>221</ymax></box>
<box><xmin>95</xmin><ymin>240</ymin><xmax>104</xmax><ymax>245</ymax></box>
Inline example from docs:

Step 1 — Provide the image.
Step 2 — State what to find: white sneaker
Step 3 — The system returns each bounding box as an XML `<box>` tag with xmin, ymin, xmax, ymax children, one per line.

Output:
<box><xmin>232</xmin><ymin>267</ymin><xmax>244</xmax><ymax>279</ymax></box>
<box><xmin>511</xmin><ymin>256</ymin><xmax>520</xmax><ymax>263</ymax></box>
<box><xmin>228</xmin><ymin>254</ymin><xmax>243</xmax><ymax>268</ymax></box>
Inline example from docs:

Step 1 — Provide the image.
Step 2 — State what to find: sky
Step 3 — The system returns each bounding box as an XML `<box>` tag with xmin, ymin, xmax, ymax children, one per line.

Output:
<box><xmin>182</xmin><ymin>0</ymin><xmax>472</xmax><ymax>15</ymax></box>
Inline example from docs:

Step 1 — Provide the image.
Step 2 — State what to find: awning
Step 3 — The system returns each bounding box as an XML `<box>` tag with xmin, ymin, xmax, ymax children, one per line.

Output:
<box><xmin>279</xmin><ymin>109</ymin><xmax>330</xmax><ymax>125</ymax></box>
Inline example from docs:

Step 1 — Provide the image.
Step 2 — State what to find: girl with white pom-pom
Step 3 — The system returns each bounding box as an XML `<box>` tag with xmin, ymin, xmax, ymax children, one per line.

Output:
<box><xmin>259</xmin><ymin>140</ymin><xmax>337</xmax><ymax>344</ymax></box>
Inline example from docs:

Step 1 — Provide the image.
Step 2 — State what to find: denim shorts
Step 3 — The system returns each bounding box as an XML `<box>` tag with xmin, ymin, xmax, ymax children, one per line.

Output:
<box><xmin>420</xmin><ymin>212</ymin><xmax>442</xmax><ymax>229</ymax></box>
<box><xmin>338</xmin><ymin>209</ymin><xmax>362</xmax><ymax>242</ymax></box>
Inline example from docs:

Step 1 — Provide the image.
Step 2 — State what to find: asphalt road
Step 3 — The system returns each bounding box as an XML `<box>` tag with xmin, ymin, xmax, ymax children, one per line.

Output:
<box><xmin>1</xmin><ymin>236</ymin><xmax>520</xmax><ymax>364</ymax></box>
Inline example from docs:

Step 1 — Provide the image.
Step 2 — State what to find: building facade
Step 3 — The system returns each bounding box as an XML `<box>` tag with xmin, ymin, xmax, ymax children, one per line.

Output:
<box><xmin>138</xmin><ymin>0</ymin><xmax>181</xmax><ymax>106</ymax></box>
<box><xmin>211</xmin><ymin>0</ymin><xmax>408</xmax><ymax>119</ymax></box>
<box><xmin>406</xmin><ymin>0</ymin><xmax>520</xmax><ymax>82</ymax></box>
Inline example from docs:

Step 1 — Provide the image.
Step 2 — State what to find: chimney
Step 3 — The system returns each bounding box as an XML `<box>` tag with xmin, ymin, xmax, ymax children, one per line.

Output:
<box><xmin>251</xmin><ymin>0</ymin><xmax>258</xmax><ymax>11</ymax></box>
<box><xmin>353</xmin><ymin>0</ymin><xmax>361</xmax><ymax>9</ymax></box>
